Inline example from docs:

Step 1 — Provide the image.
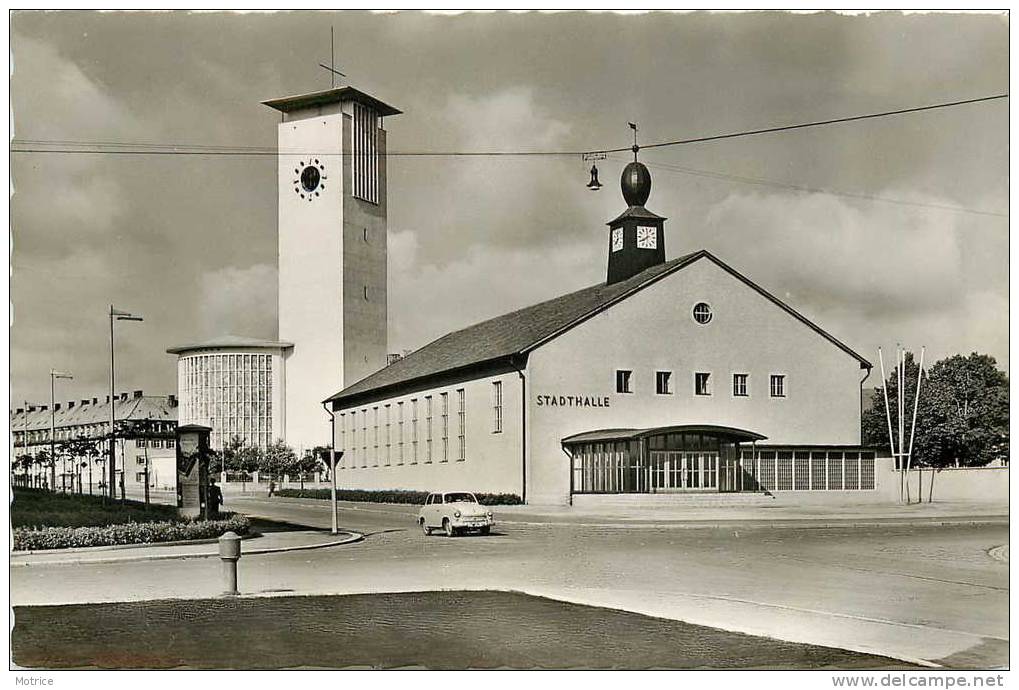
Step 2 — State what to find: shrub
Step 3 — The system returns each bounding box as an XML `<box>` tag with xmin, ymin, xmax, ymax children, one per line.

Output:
<box><xmin>13</xmin><ymin>514</ymin><xmax>250</xmax><ymax>551</ymax></box>
<box><xmin>275</xmin><ymin>488</ymin><xmax>523</xmax><ymax>506</ymax></box>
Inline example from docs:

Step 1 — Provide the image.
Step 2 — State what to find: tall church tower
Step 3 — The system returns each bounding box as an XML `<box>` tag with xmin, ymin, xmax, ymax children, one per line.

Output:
<box><xmin>263</xmin><ymin>86</ymin><xmax>401</xmax><ymax>448</ymax></box>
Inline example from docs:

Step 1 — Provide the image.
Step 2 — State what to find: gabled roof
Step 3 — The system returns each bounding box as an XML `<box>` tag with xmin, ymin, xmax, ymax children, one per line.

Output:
<box><xmin>10</xmin><ymin>395</ymin><xmax>178</xmax><ymax>433</ymax></box>
<box><xmin>167</xmin><ymin>335</ymin><xmax>293</xmax><ymax>355</ymax></box>
<box><xmin>327</xmin><ymin>250</ymin><xmax>870</xmax><ymax>407</ymax></box>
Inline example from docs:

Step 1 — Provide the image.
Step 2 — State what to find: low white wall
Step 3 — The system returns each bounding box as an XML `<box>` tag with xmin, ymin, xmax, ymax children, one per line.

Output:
<box><xmin>898</xmin><ymin>465</ymin><xmax>1008</xmax><ymax>504</ymax></box>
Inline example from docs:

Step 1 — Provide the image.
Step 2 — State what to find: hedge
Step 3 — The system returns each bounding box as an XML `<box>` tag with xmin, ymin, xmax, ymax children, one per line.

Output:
<box><xmin>13</xmin><ymin>514</ymin><xmax>250</xmax><ymax>552</ymax></box>
<box><xmin>275</xmin><ymin>488</ymin><xmax>523</xmax><ymax>506</ymax></box>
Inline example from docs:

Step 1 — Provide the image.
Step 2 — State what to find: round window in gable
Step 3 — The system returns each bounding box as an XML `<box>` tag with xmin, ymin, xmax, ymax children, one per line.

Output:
<box><xmin>692</xmin><ymin>302</ymin><xmax>712</xmax><ymax>324</ymax></box>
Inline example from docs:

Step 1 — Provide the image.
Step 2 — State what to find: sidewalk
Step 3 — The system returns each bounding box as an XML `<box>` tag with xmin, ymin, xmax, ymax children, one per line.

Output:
<box><xmin>495</xmin><ymin>499</ymin><xmax>1010</xmax><ymax>527</ymax></box>
<box><xmin>10</xmin><ymin>528</ymin><xmax>363</xmax><ymax>567</ymax></box>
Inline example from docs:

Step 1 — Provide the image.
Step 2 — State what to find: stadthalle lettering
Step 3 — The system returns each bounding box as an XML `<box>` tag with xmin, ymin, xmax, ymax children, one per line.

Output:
<box><xmin>535</xmin><ymin>394</ymin><xmax>610</xmax><ymax>408</ymax></box>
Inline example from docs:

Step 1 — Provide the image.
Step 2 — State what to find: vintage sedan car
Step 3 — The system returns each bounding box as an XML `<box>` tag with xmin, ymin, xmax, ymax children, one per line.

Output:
<box><xmin>419</xmin><ymin>491</ymin><xmax>494</xmax><ymax>536</ymax></box>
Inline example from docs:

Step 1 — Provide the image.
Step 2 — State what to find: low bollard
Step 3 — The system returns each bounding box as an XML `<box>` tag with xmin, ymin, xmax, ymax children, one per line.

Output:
<box><xmin>218</xmin><ymin>531</ymin><xmax>242</xmax><ymax>596</ymax></box>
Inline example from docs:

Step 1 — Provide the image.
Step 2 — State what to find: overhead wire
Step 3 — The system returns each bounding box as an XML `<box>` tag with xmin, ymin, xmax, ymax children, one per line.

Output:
<box><xmin>9</xmin><ymin>93</ymin><xmax>1008</xmax><ymax>158</ymax></box>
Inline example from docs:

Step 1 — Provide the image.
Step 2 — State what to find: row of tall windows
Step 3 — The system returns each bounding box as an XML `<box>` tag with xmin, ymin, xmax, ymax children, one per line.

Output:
<box><xmin>337</xmin><ymin>387</ymin><xmax>470</xmax><ymax>468</ymax></box>
<box><xmin>179</xmin><ymin>353</ymin><xmax>274</xmax><ymax>449</ymax></box>
<box><xmin>617</xmin><ymin>370</ymin><xmax>786</xmax><ymax>398</ymax></box>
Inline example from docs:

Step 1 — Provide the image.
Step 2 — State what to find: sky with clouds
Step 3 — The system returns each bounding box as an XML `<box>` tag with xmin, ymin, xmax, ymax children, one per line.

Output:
<box><xmin>10</xmin><ymin>11</ymin><xmax>1008</xmax><ymax>406</ymax></box>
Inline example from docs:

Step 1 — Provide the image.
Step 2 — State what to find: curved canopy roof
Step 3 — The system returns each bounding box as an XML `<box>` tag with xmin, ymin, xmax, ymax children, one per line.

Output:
<box><xmin>562</xmin><ymin>424</ymin><xmax>767</xmax><ymax>446</ymax></box>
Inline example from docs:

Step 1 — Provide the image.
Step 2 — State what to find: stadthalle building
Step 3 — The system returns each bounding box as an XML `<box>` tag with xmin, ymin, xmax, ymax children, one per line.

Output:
<box><xmin>174</xmin><ymin>80</ymin><xmax>880</xmax><ymax>505</ymax></box>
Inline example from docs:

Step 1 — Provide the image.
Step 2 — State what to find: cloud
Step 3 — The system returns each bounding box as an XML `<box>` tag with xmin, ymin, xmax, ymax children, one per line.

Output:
<box><xmin>11</xmin><ymin>34</ymin><xmax>141</xmax><ymax>259</ymax></box>
<box><xmin>389</xmin><ymin>228</ymin><xmax>602</xmax><ymax>353</ymax></box>
<box><xmin>197</xmin><ymin>263</ymin><xmax>278</xmax><ymax>341</ymax></box>
<box><xmin>699</xmin><ymin>190</ymin><xmax>1006</xmax><ymax>369</ymax></box>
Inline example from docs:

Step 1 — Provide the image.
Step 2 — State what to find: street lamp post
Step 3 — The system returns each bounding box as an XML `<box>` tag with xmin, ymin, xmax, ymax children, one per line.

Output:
<box><xmin>109</xmin><ymin>305</ymin><xmax>144</xmax><ymax>500</ymax></box>
<box><xmin>321</xmin><ymin>401</ymin><xmax>340</xmax><ymax>535</ymax></box>
<box><xmin>49</xmin><ymin>370</ymin><xmax>73</xmax><ymax>492</ymax></box>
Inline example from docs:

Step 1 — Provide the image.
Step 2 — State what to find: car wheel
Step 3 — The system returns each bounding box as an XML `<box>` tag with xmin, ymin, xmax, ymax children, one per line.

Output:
<box><xmin>420</xmin><ymin>519</ymin><xmax>431</xmax><ymax>536</ymax></box>
<box><xmin>479</xmin><ymin>526</ymin><xmax>490</xmax><ymax>536</ymax></box>
<box><xmin>443</xmin><ymin>518</ymin><xmax>456</xmax><ymax>537</ymax></box>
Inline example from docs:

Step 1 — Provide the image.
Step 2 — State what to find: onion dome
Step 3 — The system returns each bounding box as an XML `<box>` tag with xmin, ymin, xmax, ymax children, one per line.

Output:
<box><xmin>621</xmin><ymin>161</ymin><xmax>652</xmax><ymax>206</ymax></box>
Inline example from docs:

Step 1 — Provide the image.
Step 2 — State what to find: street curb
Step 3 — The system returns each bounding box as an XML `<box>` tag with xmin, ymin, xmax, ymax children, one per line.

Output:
<box><xmin>9</xmin><ymin>531</ymin><xmax>364</xmax><ymax>567</ymax></box>
<box><xmin>498</xmin><ymin>517</ymin><xmax>1011</xmax><ymax>530</ymax></box>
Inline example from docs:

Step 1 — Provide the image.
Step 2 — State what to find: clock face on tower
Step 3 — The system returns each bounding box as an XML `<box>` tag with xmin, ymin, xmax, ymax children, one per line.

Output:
<box><xmin>293</xmin><ymin>159</ymin><xmax>328</xmax><ymax>201</ymax></box>
<box><xmin>611</xmin><ymin>227</ymin><xmax>623</xmax><ymax>252</ymax></box>
<box><xmin>636</xmin><ymin>225</ymin><xmax>657</xmax><ymax>249</ymax></box>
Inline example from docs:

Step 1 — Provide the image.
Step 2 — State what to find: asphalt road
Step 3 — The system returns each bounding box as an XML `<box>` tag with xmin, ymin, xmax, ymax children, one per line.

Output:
<box><xmin>11</xmin><ymin>495</ymin><xmax>1008</xmax><ymax>668</ymax></box>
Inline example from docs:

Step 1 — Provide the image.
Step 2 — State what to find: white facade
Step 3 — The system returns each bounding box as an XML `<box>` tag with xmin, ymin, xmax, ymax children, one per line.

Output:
<box><xmin>329</xmin><ymin>253</ymin><xmax>868</xmax><ymax>505</ymax></box>
<box><xmin>524</xmin><ymin>257</ymin><xmax>864</xmax><ymax>504</ymax></box>
<box><xmin>270</xmin><ymin>88</ymin><xmax>397</xmax><ymax>450</ymax></box>
<box><xmin>169</xmin><ymin>340</ymin><xmax>289</xmax><ymax>450</ymax></box>
<box><xmin>334</xmin><ymin>372</ymin><xmax>523</xmax><ymax>495</ymax></box>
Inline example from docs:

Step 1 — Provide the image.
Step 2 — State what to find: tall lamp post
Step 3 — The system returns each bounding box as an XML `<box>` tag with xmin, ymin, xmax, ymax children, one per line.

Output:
<box><xmin>109</xmin><ymin>305</ymin><xmax>143</xmax><ymax>499</ymax></box>
<box><xmin>49</xmin><ymin>370</ymin><xmax>73</xmax><ymax>492</ymax></box>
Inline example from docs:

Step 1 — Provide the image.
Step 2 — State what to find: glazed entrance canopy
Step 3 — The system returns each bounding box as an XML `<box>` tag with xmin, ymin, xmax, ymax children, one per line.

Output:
<box><xmin>562</xmin><ymin>424</ymin><xmax>767</xmax><ymax>447</ymax></box>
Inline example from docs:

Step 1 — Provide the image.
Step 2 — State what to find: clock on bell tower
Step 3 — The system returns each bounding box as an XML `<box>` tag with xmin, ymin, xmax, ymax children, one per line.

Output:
<box><xmin>263</xmin><ymin>86</ymin><xmax>401</xmax><ymax>448</ymax></box>
<box><xmin>606</xmin><ymin>160</ymin><xmax>667</xmax><ymax>285</ymax></box>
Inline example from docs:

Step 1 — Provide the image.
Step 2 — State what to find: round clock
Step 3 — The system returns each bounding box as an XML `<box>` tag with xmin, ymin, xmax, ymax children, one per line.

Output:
<box><xmin>293</xmin><ymin>159</ymin><xmax>327</xmax><ymax>201</ymax></box>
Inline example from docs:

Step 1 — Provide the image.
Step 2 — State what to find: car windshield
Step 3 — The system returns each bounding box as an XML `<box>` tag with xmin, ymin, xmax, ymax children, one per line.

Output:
<box><xmin>444</xmin><ymin>493</ymin><xmax>477</xmax><ymax>504</ymax></box>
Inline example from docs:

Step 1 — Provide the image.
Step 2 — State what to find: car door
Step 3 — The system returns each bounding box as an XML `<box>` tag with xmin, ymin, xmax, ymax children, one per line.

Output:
<box><xmin>427</xmin><ymin>494</ymin><xmax>441</xmax><ymax>527</ymax></box>
<box><xmin>423</xmin><ymin>494</ymin><xmax>435</xmax><ymax>526</ymax></box>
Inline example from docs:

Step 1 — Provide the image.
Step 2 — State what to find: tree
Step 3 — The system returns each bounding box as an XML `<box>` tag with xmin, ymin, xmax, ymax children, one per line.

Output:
<box><xmin>63</xmin><ymin>437</ymin><xmax>99</xmax><ymax>494</ymax></box>
<box><xmin>260</xmin><ymin>439</ymin><xmax>298</xmax><ymax>484</ymax></box>
<box><xmin>221</xmin><ymin>435</ymin><xmax>247</xmax><ymax>473</ymax></box>
<box><xmin>296</xmin><ymin>446</ymin><xmax>328</xmax><ymax>489</ymax></box>
<box><xmin>13</xmin><ymin>454</ymin><xmax>33</xmax><ymax>486</ymax></box>
<box><xmin>863</xmin><ymin>351</ymin><xmax>1008</xmax><ymax>469</ymax></box>
<box><xmin>34</xmin><ymin>450</ymin><xmax>52</xmax><ymax>490</ymax></box>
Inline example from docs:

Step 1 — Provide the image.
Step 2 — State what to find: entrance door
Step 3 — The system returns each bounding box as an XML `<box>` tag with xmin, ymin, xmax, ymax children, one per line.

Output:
<box><xmin>718</xmin><ymin>455</ymin><xmax>742</xmax><ymax>492</ymax></box>
<box><xmin>649</xmin><ymin>451</ymin><xmax>720</xmax><ymax>492</ymax></box>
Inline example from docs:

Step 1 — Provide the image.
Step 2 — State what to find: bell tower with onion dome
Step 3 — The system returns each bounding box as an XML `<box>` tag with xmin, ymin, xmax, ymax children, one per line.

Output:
<box><xmin>606</xmin><ymin>158</ymin><xmax>667</xmax><ymax>285</ymax></box>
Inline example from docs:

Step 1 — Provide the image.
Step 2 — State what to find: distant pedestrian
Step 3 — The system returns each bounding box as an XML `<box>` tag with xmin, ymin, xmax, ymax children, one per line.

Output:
<box><xmin>268</xmin><ymin>478</ymin><xmax>276</xmax><ymax>498</ymax></box>
<box><xmin>208</xmin><ymin>478</ymin><xmax>223</xmax><ymax>518</ymax></box>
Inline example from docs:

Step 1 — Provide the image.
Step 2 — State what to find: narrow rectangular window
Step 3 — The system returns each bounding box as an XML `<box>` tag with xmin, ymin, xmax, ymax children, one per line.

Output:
<box><xmin>361</xmin><ymin>408</ymin><xmax>368</xmax><ymax>467</ymax></box>
<box><xmin>411</xmin><ymin>398</ymin><xmax>419</xmax><ymax>464</ymax></box>
<box><xmin>425</xmin><ymin>395</ymin><xmax>433</xmax><ymax>463</ymax></box>
<box><xmin>338</xmin><ymin>413</ymin><xmax>346</xmax><ymax>469</ymax></box>
<box><xmin>384</xmin><ymin>404</ymin><xmax>391</xmax><ymax>466</ymax></box>
<box><xmin>348</xmin><ymin>410</ymin><xmax>356</xmax><ymax>468</ymax></box>
<box><xmin>372</xmin><ymin>406</ymin><xmax>379</xmax><ymax>466</ymax></box>
<box><xmin>615</xmin><ymin>369</ymin><xmax>632</xmax><ymax>394</ymax></box>
<box><xmin>695</xmin><ymin>372</ymin><xmax>711</xmax><ymax>396</ymax></box>
<box><xmin>456</xmin><ymin>388</ymin><xmax>466</xmax><ymax>462</ymax></box>
<box><xmin>733</xmin><ymin>373</ymin><xmax>748</xmax><ymax>397</ymax></box>
<box><xmin>492</xmin><ymin>381</ymin><xmax>503</xmax><ymax>433</ymax></box>
<box><xmin>352</xmin><ymin>102</ymin><xmax>379</xmax><ymax>204</ymax></box>
<box><xmin>770</xmin><ymin>374</ymin><xmax>786</xmax><ymax>398</ymax></box>
<box><xmin>397</xmin><ymin>401</ymin><xmax>404</xmax><ymax>465</ymax></box>
<box><xmin>441</xmin><ymin>392</ymin><xmax>449</xmax><ymax>462</ymax></box>
<box><xmin>655</xmin><ymin>371</ymin><xmax>672</xmax><ymax>395</ymax></box>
